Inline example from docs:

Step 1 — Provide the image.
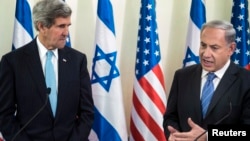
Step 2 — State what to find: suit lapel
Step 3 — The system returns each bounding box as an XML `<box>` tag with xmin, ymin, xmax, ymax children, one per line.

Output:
<box><xmin>55</xmin><ymin>48</ymin><xmax>71</xmax><ymax>118</ymax></box>
<box><xmin>24</xmin><ymin>40</ymin><xmax>51</xmax><ymax>112</ymax></box>
<box><xmin>206</xmin><ymin>62</ymin><xmax>238</xmax><ymax>117</ymax></box>
<box><xmin>192</xmin><ymin>66</ymin><xmax>204</xmax><ymax>121</ymax></box>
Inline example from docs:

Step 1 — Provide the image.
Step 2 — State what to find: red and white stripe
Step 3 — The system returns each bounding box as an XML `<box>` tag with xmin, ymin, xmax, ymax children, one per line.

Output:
<box><xmin>130</xmin><ymin>63</ymin><xmax>167</xmax><ymax>141</ymax></box>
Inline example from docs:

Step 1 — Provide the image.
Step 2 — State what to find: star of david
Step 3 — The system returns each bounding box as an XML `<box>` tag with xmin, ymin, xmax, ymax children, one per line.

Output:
<box><xmin>91</xmin><ymin>45</ymin><xmax>120</xmax><ymax>92</ymax></box>
<box><xmin>183</xmin><ymin>47</ymin><xmax>200</xmax><ymax>67</ymax></box>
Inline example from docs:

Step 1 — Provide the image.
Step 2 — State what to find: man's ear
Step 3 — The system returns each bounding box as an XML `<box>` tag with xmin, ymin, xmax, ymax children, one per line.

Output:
<box><xmin>229</xmin><ymin>42</ymin><xmax>236</xmax><ymax>56</ymax></box>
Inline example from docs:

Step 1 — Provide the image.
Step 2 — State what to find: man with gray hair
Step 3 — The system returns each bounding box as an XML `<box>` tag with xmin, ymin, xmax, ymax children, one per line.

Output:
<box><xmin>0</xmin><ymin>0</ymin><xmax>94</xmax><ymax>140</ymax></box>
<box><xmin>163</xmin><ymin>20</ymin><xmax>250</xmax><ymax>141</ymax></box>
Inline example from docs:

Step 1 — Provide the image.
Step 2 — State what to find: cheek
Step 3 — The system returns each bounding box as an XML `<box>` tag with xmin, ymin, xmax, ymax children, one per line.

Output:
<box><xmin>48</xmin><ymin>29</ymin><xmax>60</xmax><ymax>37</ymax></box>
<box><xmin>49</xmin><ymin>33</ymin><xmax>60</xmax><ymax>42</ymax></box>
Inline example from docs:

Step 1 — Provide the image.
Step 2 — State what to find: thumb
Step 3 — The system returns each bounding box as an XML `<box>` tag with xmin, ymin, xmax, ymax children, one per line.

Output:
<box><xmin>187</xmin><ymin>117</ymin><xmax>197</xmax><ymax>129</ymax></box>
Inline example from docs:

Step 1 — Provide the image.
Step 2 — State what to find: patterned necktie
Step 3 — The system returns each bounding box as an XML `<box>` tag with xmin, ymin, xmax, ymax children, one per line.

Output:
<box><xmin>45</xmin><ymin>51</ymin><xmax>57</xmax><ymax>117</ymax></box>
<box><xmin>201</xmin><ymin>72</ymin><xmax>216</xmax><ymax>118</ymax></box>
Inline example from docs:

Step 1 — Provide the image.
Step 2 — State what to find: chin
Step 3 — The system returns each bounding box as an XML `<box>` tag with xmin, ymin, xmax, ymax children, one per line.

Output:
<box><xmin>58</xmin><ymin>46</ymin><xmax>65</xmax><ymax>49</ymax></box>
<box><xmin>204</xmin><ymin>68</ymin><xmax>215</xmax><ymax>72</ymax></box>
<box><xmin>201</xmin><ymin>64</ymin><xmax>215</xmax><ymax>72</ymax></box>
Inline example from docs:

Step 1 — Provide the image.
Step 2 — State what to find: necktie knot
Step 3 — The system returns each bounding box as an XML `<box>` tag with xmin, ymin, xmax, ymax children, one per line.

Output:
<box><xmin>46</xmin><ymin>51</ymin><xmax>53</xmax><ymax>60</ymax></box>
<box><xmin>207</xmin><ymin>72</ymin><xmax>216</xmax><ymax>82</ymax></box>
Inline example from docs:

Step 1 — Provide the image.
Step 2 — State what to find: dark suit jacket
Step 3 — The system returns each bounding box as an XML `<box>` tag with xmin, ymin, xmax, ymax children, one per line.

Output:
<box><xmin>0</xmin><ymin>39</ymin><xmax>94</xmax><ymax>141</ymax></box>
<box><xmin>163</xmin><ymin>62</ymin><xmax>250</xmax><ymax>138</ymax></box>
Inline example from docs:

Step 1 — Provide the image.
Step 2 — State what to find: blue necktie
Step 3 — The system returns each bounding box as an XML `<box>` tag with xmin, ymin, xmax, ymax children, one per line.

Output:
<box><xmin>45</xmin><ymin>51</ymin><xmax>57</xmax><ymax>117</ymax></box>
<box><xmin>201</xmin><ymin>72</ymin><xmax>216</xmax><ymax>118</ymax></box>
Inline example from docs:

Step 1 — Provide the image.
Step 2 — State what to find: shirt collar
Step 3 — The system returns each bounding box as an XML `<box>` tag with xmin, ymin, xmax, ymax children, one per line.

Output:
<box><xmin>202</xmin><ymin>60</ymin><xmax>231</xmax><ymax>79</ymax></box>
<box><xmin>36</xmin><ymin>37</ymin><xmax>58</xmax><ymax>59</ymax></box>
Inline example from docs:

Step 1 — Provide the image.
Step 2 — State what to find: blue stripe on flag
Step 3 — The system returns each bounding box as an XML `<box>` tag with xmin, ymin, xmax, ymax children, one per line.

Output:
<box><xmin>92</xmin><ymin>107</ymin><xmax>121</xmax><ymax>140</ymax></box>
<box><xmin>190</xmin><ymin>0</ymin><xmax>206</xmax><ymax>29</ymax></box>
<box><xmin>97</xmin><ymin>0</ymin><xmax>115</xmax><ymax>34</ymax></box>
<box><xmin>15</xmin><ymin>0</ymin><xmax>33</xmax><ymax>38</ymax></box>
<box><xmin>12</xmin><ymin>0</ymin><xmax>34</xmax><ymax>50</ymax></box>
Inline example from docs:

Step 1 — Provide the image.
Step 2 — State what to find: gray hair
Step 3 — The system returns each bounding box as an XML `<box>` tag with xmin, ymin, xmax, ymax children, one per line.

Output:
<box><xmin>201</xmin><ymin>20</ymin><xmax>236</xmax><ymax>44</ymax></box>
<box><xmin>32</xmin><ymin>0</ymin><xmax>72</xmax><ymax>31</ymax></box>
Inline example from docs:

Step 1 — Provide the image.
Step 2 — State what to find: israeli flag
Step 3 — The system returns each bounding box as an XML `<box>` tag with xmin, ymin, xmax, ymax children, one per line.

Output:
<box><xmin>183</xmin><ymin>0</ymin><xmax>206</xmax><ymax>67</ymax></box>
<box><xmin>88</xmin><ymin>0</ymin><xmax>128</xmax><ymax>140</ymax></box>
<box><xmin>12</xmin><ymin>0</ymin><xmax>34</xmax><ymax>50</ymax></box>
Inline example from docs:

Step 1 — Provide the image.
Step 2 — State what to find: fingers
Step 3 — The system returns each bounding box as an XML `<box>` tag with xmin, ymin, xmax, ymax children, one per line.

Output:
<box><xmin>168</xmin><ymin>118</ymin><xmax>207</xmax><ymax>141</ymax></box>
<box><xmin>168</xmin><ymin>126</ymin><xmax>179</xmax><ymax>141</ymax></box>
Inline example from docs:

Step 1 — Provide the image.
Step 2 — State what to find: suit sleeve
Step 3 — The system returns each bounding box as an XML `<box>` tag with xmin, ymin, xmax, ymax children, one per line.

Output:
<box><xmin>69</xmin><ymin>54</ymin><xmax>94</xmax><ymax>141</ymax></box>
<box><xmin>0</xmin><ymin>55</ymin><xmax>32</xmax><ymax>141</ymax></box>
<box><xmin>163</xmin><ymin>70</ymin><xmax>181</xmax><ymax>138</ymax></box>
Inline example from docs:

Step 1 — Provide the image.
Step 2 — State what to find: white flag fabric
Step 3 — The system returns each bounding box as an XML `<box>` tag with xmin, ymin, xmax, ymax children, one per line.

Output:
<box><xmin>88</xmin><ymin>0</ymin><xmax>128</xmax><ymax>140</ymax></box>
<box><xmin>182</xmin><ymin>0</ymin><xmax>206</xmax><ymax>67</ymax></box>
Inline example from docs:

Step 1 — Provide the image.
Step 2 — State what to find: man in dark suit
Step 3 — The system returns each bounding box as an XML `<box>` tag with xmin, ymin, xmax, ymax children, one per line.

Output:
<box><xmin>163</xmin><ymin>20</ymin><xmax>250</xmax><ymax>141</ymax></box>
<box><xmin>0</xmin><ymin>0</ymin><xmax>94</xmax><ymax>141</ymax></box>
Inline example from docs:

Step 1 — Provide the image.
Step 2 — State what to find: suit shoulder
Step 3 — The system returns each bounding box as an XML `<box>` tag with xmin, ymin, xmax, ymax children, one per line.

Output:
<box><xmin>1</xmin><ymin>45</ymin><xmax>28</xmax><ymax>61</ymax></box>
<box><xmin>237</xmin><ymin>66</ymin><xmax>250</xmax><ymax>78</ymax></box>
<box><xmin>63</xmin><ymin>47</ymin><xmax>86</xmax><ymax>56</ymax></box>
<box><xmin>61</xmin><ymin>47</ymin><xmax>88</xmax><ymax>62</ymax></box>
<box><xmin>175</xmin><ymin>64</ymin><xmax>201</xmax><ymax>74</ymax></box>
<box><xmin>2</xmin><ymin>40</ymin><xmax>35</xmax><ymax>57</ymax></box>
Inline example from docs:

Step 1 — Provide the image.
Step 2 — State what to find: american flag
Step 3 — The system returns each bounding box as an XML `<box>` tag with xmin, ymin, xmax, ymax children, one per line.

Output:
<box><xmin>183</xmin><ymin>0</ymin><xmax>206</xmax><ymax>67</ymax></box>
<box><xmin>129</xmin><ymin>0</ymin><xmax>167</xmax><ymax>141</ymax></box>
<box><xmin>231</xmin><ymin>0</ymin><xmax>250</xmax><ymax>70</ymax></box>
<box><xmin>12</xmin><ymin>0</ymin><xmax>34</xmax><ymax>50</ymax></box>
<box><xmin>88</xmin><ymin>0</ymin><xmax>128</xmax><ymax>140</ymax></box>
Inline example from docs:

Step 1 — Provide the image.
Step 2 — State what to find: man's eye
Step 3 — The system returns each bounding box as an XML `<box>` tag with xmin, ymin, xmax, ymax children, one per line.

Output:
<box><xmin>211</xmin><ymin>46</ymin><xmax>218</xmax><ymax>50</ymax></box>
<box><xmin>201</xmin><ymin>44</ymin><xmax>206</xmax><ymax>48</ymax></box>
<box><xmin>58</xmin><ymin>25</ymin><xmax>65</xmax><ymax>28</ymax></box>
